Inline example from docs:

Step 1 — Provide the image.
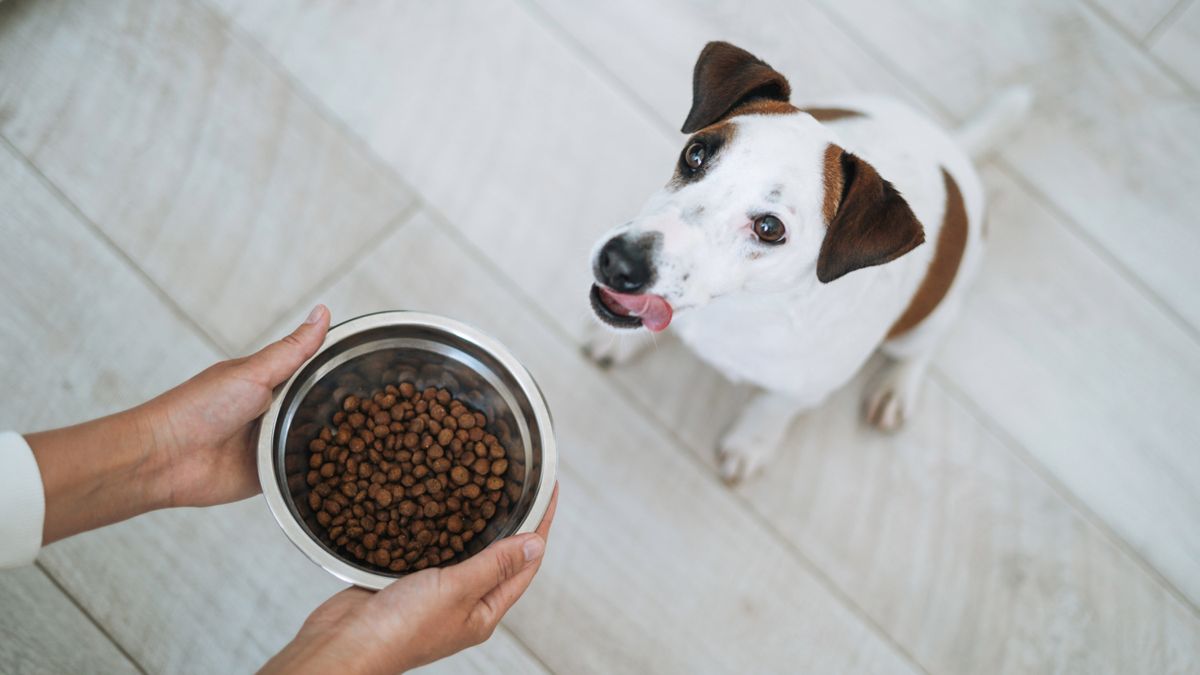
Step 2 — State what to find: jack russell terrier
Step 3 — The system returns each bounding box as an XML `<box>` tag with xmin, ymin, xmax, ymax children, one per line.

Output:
<box><xmin>587</xmin><ymin>41</ymin><xmax>1031</xmax><ymax>483</ymax></box>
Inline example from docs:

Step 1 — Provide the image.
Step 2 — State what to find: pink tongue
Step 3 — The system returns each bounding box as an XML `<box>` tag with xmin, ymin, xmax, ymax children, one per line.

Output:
<box><xmin>603</xmin><ymin>289</ymin><xmax>674</xmax><ymax>332</ymax></box>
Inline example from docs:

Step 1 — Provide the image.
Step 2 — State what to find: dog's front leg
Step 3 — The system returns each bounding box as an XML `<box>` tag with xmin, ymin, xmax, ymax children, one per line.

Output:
<box><xmin>582</xmin><ymin>321</ymin><xmax>656</xmax><ymax>368</ymax></box>
<box><xmin>718</xmin><ymin>391</ymin><xmax>808</xmax><ymax>485</ymax></box>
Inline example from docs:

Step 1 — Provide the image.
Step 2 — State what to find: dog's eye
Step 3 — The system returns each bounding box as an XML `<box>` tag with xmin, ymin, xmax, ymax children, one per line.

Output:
<box><xmin>684</xmin><ymin>142</ymin><xmax>706</xmax><ymax>169</ymax></box>
<box><xmin>752</xmin><ymin>215</ymin><xmax>786</xmax><ymax>244</ymax></box>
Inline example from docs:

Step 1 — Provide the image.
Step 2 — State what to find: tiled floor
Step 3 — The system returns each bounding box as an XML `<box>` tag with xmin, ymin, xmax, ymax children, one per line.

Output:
<box><xmin>2</xmin><ymin>0</ymin><xmax>1198</xmax><ymax>673</ymax></box>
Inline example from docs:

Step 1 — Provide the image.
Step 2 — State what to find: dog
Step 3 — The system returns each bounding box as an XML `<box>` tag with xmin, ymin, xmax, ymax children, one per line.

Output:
<box><xmin>586</xmin><ymin>42</ymin><xmax>1031</xmax><ymax>483</ymax></box>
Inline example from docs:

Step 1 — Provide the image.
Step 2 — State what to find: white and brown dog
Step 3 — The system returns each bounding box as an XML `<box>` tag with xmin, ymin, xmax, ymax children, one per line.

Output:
<box><xmin>587</xmin><ymin>42</ymin><xmax>1030</xmax><ymax>483</ymax></box>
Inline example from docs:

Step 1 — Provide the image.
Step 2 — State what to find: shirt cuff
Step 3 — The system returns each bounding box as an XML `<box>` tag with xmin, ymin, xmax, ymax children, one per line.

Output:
<box><xmin>0</xmin><ymin>431</ymin><xmax>46</xmax><ymax>568</ymax></box>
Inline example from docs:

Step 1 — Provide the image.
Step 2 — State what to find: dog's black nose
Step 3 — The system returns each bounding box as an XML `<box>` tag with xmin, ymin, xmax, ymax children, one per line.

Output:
<box><xmin>596</xmin><ymin>235</ymin><xmax>653</xmax><ymax>293</ymax></box>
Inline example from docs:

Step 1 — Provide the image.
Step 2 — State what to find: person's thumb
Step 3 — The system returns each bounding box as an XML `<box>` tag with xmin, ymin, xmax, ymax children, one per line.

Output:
<box><xmin>245</xmin><ymin>304</ymin><xmax>330</xmax><ymax>386</ymax></box>
<box><xmin>445</xmin><ymin>533</ymin><xmax>545</xmax><ymax>600</ymax></box>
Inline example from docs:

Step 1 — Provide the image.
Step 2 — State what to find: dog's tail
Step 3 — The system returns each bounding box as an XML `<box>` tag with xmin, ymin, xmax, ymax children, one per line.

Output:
<box><xmin>955</xmin><ymin>86</ymin><xmax>1034</xmax><ymax>158</ymax></box>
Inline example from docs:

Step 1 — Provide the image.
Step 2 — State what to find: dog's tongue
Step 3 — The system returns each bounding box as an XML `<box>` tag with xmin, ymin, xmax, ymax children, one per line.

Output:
<box><xmin>602</xmin><ymin>288</ymin><xmax>673</xmax><ymax>332</ymax></box>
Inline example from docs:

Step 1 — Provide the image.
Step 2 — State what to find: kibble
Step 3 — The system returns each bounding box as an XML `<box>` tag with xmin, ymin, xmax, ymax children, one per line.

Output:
<box><xmin>303</xmin><ymin>380</ymin><xmax>512</xmax><ymax>573</ymax></box>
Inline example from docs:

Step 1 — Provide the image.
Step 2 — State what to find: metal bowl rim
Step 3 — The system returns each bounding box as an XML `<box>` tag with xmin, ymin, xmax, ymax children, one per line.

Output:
<box><xmin>257</xmin><ymin>310</ymin><xmax>557</xmax><ymax>590</ymax></box>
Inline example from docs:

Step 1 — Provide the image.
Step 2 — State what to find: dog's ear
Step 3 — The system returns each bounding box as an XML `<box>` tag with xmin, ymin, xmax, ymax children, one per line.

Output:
<box><xmin>817</xmin><ymin>147</ymin><xmax>925</xmax><ymax>283</ymax></box>
<box><xmin>681</xmin><ymin>42</ymin><xmax>791</xmax><ymax>133</ymax></box>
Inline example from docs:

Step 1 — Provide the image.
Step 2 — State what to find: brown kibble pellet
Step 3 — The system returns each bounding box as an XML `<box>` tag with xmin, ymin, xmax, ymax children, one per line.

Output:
<box><xmin>305</xmin><ymin>380</ymin><xmax>511</xmax><ymax>574</ymax></box>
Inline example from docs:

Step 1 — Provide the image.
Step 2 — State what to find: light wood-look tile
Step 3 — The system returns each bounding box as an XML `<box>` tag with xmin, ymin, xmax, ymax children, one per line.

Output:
<box><xmin>610</xmin><ymin>329</ymin><xmax>1200</xmax><ymax>674</ymax></box>
<box><xmin>257</xmin><ymin>211</ymin><xmax>920</xmax><ymax>674</ymax></box>
<box><xmin>0</xmin><ymin>141</ymin><xmax>540</xmax><ymax>674</ymax></box>
<box><xmin>0</xmin><ymin>0</ymin><xmax>414</xmax><ymax>353</ymax></box>
<box><xmin>204</xmin><ymin>0</ymin><xmax>680</xmax><ymax>346</ymax></box>
<box><xmin>0</xmin><ymin>142</ymin><xmax>218</xmax><ymax>432</ymax></box>
<box><xmin>1152</xmin><ymin>0</ymin><xmax>1200</xmax><ymax>89</ymax></box>
<box><xmin>1088</xmin><ymin>0</ymin><xmax>1183</xmax><ymax>39</ymax></box>
<box><xmin>534</xmin><ymin>0</ymin><xmax>1200</xmax><ymax>614</ymax></box>
<box><xmin>528</xmin><ymin>0</ymin><xmax>933</xmax><ymax>129</ymax></box>
<box><xmin>938</xmin><ymin>166</ymin><xmax>1200</xmax><ymax>607</ymax></box>
<box><xmin>0</xmin><ymin>566</ymin><xmax>140</xmax><ymax>675</ymax></box>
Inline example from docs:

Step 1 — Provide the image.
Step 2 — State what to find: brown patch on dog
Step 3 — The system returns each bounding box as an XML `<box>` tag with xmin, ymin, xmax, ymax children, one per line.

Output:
<box><xmin>728</xmin><ymin>98</ymin><xmax>800</xmax><ymax>120</ymax></box>
<box><xmin>821</xmin><ymin>144</ymin><xmax>844</xmax><ymax>224</ymax></box>
<box><xmin>682</xmin><ymin>42</ymin><xmax>792</xmax><ymax>133</ymax></box>
<box><xmin>886</xmin><ymin>168</ymin><xmax>968</xmax><ymax>339</ymax></box>
<box><xmin>817</xmin><ymin>150</ymin><xmax>924</xmax><ymax>283</ymax></box>
<box><xmin>802</xmin><ymin>107</ymin><xmax>864</xmax><ymax>123</ymax></box>
<box><xmin>670</xmin><ymin>121</ymin><xmax>737</xmax><ymax>189</ymax></box>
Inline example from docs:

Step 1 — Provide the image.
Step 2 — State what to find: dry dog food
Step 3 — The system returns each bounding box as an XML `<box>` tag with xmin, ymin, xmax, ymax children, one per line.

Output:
<box><xmin>303</xmin><ymin>382</ymin><xmax>512</xmax><ymax>573</ymax></box>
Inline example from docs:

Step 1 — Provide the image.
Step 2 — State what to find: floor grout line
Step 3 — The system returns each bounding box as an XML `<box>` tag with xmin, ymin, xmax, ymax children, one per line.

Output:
<box><xmin>1144</xmin><ymin>0</ymin><xmax>1196</xmax><ymax>46</ymax></box>
<box><xmin>0</xmin><ymin>135</ymin><xmax>233</xmax><ymax>360</ymax></box>
<box><xmin>927</xmin><ymin>368</ymin><xmax>1200</xmax><ymax>621</ymax></box>
<box><xmin>517</xmin><ymin>0</ymin><xmax>1200</xmax><ymax>619</ymax></box>
<box><xmin>992</xmin><ymin>159</ymin><xmax>1200</xmax><ymax>346</ymax></box>
<box><xmin>35</xmin><ymin>562</ymin><xmax>150</xmax><ymax>675</ymax></box>
<box><xmin>1079</xmin><ymin>0</ymin><xmax>1200</xmax><ymax>93</ymax></box>
<box><xmin>237</xmin><ymin>201</ymin><xmax>422</xmax><ymax>353</ymax></box>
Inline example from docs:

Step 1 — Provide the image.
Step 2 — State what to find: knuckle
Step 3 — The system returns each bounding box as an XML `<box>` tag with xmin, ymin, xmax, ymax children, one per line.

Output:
<box><xmin>465</xmin><ymin>610</ymin><xmax>495</xmax><ymax>644</ymax></box>
<box><xmin>494</xmin><ymin>554</ymin><xmax>516</xmax><ymax>585</ymax></box>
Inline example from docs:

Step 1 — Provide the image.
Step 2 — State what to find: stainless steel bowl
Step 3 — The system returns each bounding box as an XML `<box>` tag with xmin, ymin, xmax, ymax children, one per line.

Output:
<box><xmin>257</xmin><ymin>311</ymin><xmax>556</xmax><ymax>590</ymax></box>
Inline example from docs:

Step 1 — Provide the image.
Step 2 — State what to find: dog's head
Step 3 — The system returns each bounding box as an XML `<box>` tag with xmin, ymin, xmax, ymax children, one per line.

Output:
<box><xmin>590</xmin><ymin>42</ymin><xmax>924</xmax><ymax>332</ymax></box>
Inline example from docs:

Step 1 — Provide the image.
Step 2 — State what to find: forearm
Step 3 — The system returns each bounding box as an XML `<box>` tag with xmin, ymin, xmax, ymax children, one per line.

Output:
<box><xmin>25</xmin><ymin>406</ymin><xmax>170</xmax><ymax>545</ymax></box>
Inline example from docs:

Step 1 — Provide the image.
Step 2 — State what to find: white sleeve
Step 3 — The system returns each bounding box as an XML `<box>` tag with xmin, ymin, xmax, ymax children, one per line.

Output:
<box><xmin>0</xmin><ymin>431</ymin><xmax>45</xmax><ymax>568</ymax></box>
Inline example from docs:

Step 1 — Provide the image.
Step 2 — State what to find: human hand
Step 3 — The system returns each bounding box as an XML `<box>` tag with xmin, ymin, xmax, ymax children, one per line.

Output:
<box><xmin>28</xmin><ymin>305</ymin><xmax>330</xmax><ymax>543</ymax></box>
<box><xmin>261</xmin><ymin>485</ymin><xmax>559</xmax><ymax>675</ymax></box>
<box><xmin>136</xmin><ymin>304</ymin><xmax>331</xmax><ymax>508</ymax></box>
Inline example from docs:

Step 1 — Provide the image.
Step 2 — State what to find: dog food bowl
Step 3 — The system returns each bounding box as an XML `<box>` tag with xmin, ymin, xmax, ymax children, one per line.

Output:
<box><xmin>257</xmin><ymin>311</ymin><xmax>556</xmax><ymax>590</ymax></box>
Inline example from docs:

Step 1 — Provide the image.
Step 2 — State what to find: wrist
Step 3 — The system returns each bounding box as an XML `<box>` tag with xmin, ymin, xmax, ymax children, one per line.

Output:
<box><xmin>27</xmin><ymin>407</ymin><xmax>173</xmax><ymax>544</ymax></box>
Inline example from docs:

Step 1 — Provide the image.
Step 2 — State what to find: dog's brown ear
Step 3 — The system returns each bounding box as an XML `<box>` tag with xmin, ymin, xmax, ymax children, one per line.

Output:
<box><xmin>681</xmin><ymin>42</ymin><xmax>791</xmax><ymax>133</ymax></box>
<box><xmin>817</xmin><ymin>148</ymin><xmax>924</xmax><ymax>283</ymax></box>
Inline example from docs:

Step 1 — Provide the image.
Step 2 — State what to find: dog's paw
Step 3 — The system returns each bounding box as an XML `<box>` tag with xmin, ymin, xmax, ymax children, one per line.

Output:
<box><xmin>863</xmin><ymin>359</ymin><xmax>927</xmax><ymax>432</ymax></box>
<box><xmin>716</xmin><ymin>429</ymin><xmax>778</xmax><ymax>486</ymax></box>
<box><xmin>581</xmin><ymin>323</ymin><xmax>651</xmax><ymax>369</ymax></box>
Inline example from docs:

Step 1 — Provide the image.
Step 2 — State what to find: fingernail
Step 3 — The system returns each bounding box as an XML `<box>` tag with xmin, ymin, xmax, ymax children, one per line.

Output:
<box><xmin>304</xmin><ymin>305</ymin><xmax>324</xmax><ymax>324</ymax></box>
<box><xmin>522</xmin><ymin>536</ymin><xmax>544</xmax><ymax>562</ymax></box>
